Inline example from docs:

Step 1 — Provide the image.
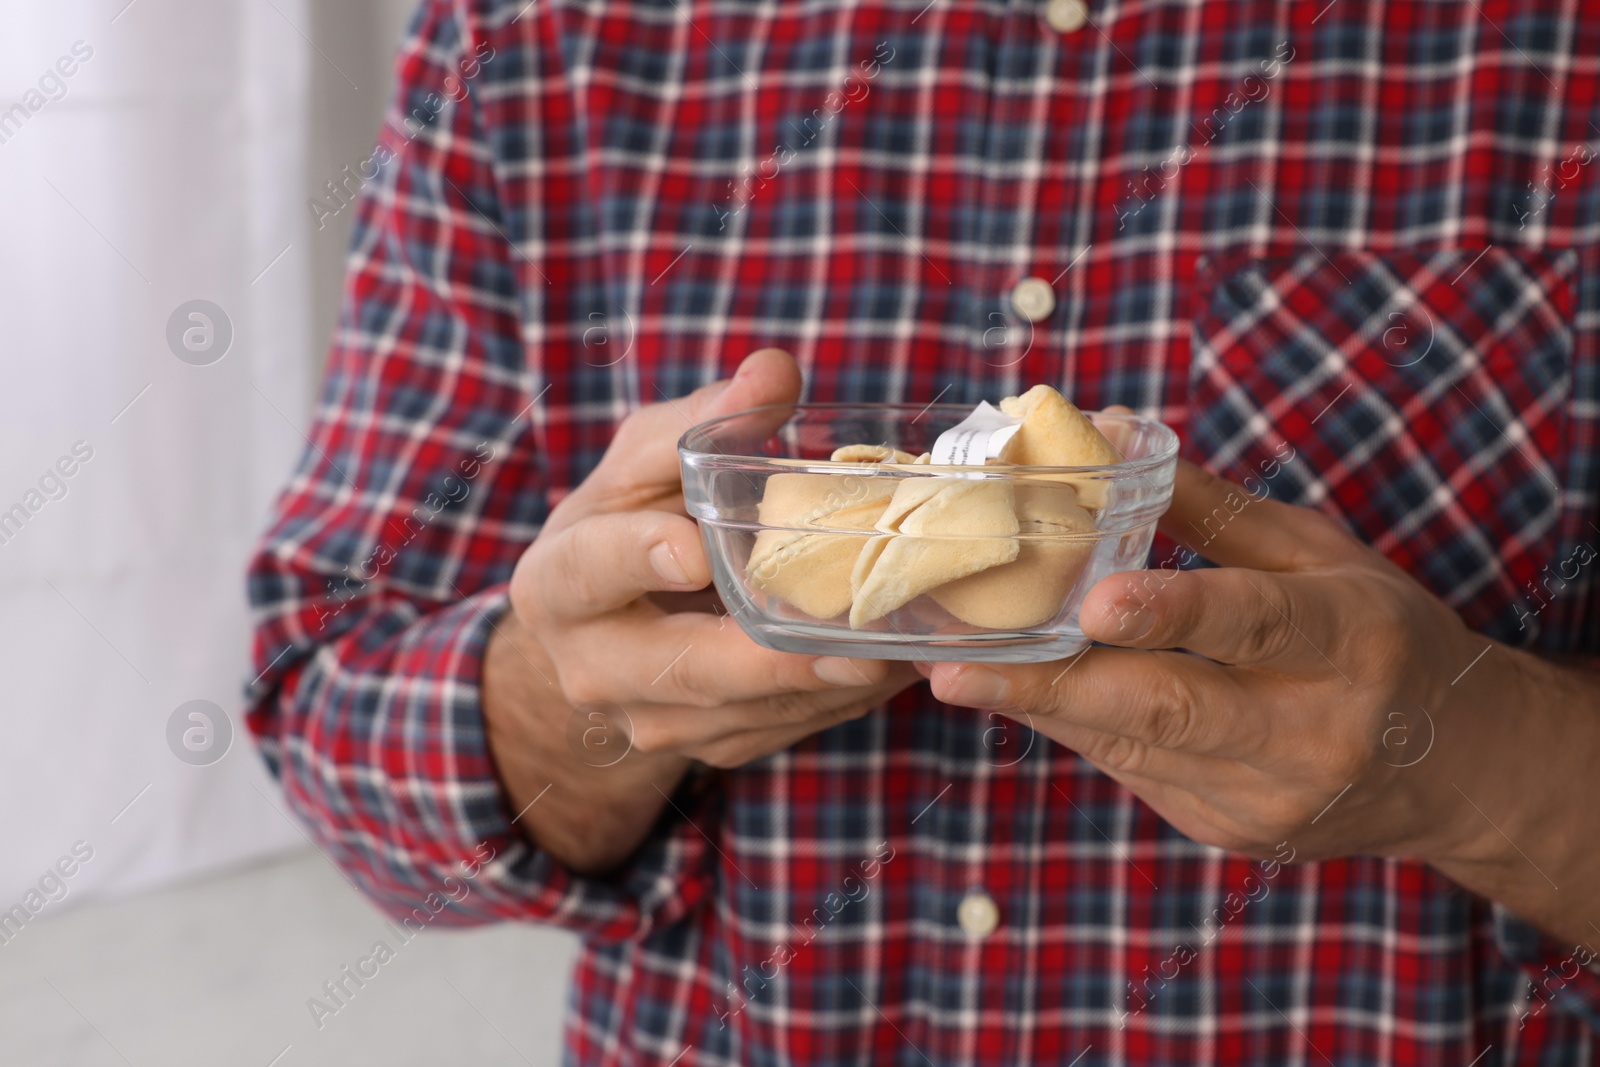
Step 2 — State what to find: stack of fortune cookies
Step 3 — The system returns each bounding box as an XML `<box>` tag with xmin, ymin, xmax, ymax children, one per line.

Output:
<box><xmin>744</xmin><ymin>385</ymin><xmax>1123</xmax><ymax>631</ymax></box>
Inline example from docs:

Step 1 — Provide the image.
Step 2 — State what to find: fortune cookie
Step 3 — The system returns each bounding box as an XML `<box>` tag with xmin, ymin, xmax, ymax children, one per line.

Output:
<box><xmin>997</xmin><ymin>384</ymin><xmax>1123</xmax><ymax>509</ymax></box>
<box><xmin>745</xmin><ymin>452</ymin><xmax>903</xmax><ymax>619</ymax></box>
<box><xmin>918</xmin><ymin>385</ymin><xmax>1115</xmax><ymax>627</ymax></box>
<box><xmin>830</xmin><ymin>444</ymin><xmax>918</xmax><ymax>464</ymax></box>
<box><xmin>745</xmin><ymin>387</ymin><xmax>1123</xmax><ymax>630</ymax></box>
<box><xmin>848</xmin><ymin>477</ymin><xmax>1019</xmax><ymax>628</ymax></box>
<box><xmin>927</xmin><ymin>481</ymin><xmax>1095</xmax><ymax>629</ymax></box>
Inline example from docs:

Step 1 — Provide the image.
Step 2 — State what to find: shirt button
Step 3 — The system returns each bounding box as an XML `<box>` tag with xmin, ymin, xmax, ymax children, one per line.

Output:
<box><xmin>1010</xmin><ymin>277</ymin><xmax>1057</xmax><ymax>323</ymax></box>
<box><xmin>957</xmin><ymin>891</ymin><xmax>1001</xmax><ymax>936</ymax></box>
<box><xmin>1044</xmin><ymin>0</ymin><xmax>1089</xmax><ymax>34</ymax></box>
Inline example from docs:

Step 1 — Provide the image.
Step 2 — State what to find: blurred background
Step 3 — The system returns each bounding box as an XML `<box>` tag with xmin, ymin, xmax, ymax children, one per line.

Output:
<box><xmin>0</xmin><ymin>2</ymin><xmax>578</xmax><ymax>1063</ymax></box>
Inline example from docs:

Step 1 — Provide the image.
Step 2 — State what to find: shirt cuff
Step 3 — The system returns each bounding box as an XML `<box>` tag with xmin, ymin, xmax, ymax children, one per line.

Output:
<box><xmin>254</xmin><ymin>585</ymin><xmax>719</xmax><ymax>944</ymax></box>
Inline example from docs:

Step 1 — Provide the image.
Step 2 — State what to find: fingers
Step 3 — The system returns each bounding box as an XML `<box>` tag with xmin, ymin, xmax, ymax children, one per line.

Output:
<box><xmin>573</xmin><ymin>348</ymin><xmax>803</xmax><ymax>512</ymax></box>
<box><xmin>516</xmin><ymin>509</ymin><xmax>710</xmax><ymax>621</ymax></box>
<box><xmin>1019</xmin><ymin>710</ymin><xmax>1237</xmax><ymax>791</ymax></box>
<box><xmin>559</xmin><ymin>609</ymin><xmax>917</xmax><ymax>708</ymax></box>
<box><xmin>622</xmin><ymin>683</ymin><xmax>893</xmax><ymax>765</ymax></box>
<box><xmin>927</xmin><ymin>648</ymin><xmax>1257</xmax><ymax>757</ymax></box>
<box><xmin>1077</xmin><ymin>567</ymin><xmax>1344</xmax><ymax>671</ymax></box>
<box><xmin>1162</xmin><ymin>457</ymin><xmax>1359</xmax><ymax>571</ymax></box>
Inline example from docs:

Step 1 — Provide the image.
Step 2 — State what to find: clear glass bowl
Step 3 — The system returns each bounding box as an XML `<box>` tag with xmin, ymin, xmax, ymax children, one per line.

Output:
<box><xmin>679</xmin><ymin>403</ymin><xmax>1178</xmax><ymax>663</ymax></box>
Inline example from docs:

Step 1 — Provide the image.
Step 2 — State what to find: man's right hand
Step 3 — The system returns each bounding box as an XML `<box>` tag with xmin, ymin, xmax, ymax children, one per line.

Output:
<box><xmin>482</xmin><ymin>350</ymin><xmax>916</xmax><ymax>875</ymax></box>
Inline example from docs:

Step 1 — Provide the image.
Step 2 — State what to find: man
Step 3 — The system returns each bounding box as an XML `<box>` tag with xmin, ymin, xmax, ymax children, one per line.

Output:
<box><xmin>248</xmin><ymin>0</ymin><xmax>1600</xmax><ymax>1061</ymax></box>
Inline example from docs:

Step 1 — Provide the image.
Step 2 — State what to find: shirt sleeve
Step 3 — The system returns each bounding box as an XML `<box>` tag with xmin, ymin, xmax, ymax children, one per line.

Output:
<box><xmin>243</xmin><ymin>0</ymin><xmax>717</xmax><ymax>944</ymax></box>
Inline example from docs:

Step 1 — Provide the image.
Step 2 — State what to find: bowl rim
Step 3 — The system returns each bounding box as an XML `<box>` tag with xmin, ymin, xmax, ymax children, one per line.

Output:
<box><xmin>678</xmin><ymin>402</ymin><xmax>1180</xmax><ymax>477</ymax></box>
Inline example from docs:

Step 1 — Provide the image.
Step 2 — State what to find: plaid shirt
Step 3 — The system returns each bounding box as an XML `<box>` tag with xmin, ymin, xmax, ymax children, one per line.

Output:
<box><xmin>247</xmin><ymin>0</ymin><xmax>1600</xmax><ymax>1062</ymax></box>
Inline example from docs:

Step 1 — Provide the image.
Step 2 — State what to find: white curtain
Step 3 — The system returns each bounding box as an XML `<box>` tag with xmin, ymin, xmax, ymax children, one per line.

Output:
<box><xmin>0</xmin><ymin>0</ymin><xmax>322</xmax><ymax>903</ymax></box>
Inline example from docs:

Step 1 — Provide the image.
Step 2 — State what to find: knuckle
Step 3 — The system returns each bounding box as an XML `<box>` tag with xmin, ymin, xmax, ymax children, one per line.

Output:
<box><xmin>1306</xmin><ymin>508</ymin><xmax>1364</xmax><ymax>555</ymax></box>
<box><xmin>1136</xmin><ymin>669</ymin><xmax>1202</xmax><ymax>750</ymax></box>
<box><xmin>627</xmin><ymin>718</ymin><xmax>672</xmax><ymax>755</ymax></box>
<box><xmin>1236</xmin><ymin>580</ymin><xmax>1295</xmax><ymax>662</ymax></box>
<box><xmin>1323</xmin><ymin>737</ymin><xmax>1372</xmax><ymax>783</ymax></box>
<box><xmin>610</xmin><ymin>407</ymin><xmax>653</xmax><ymax>452</ymax></box>
<box><xmin>507</xmin><ymin>554</ymin><xmax>541</xmax><ymax>624</ymax></box>
<box><xmin>662</xmin><ymin>648</ymin><xmax>719</xmax><ymax>707</ymax></box>
<box><xmin>611</xmin><ymin>405</ymin><xmax>681</xmax><ymax>464</ymax></box>
<box><xmin>1009</xmin><ymin>673</ymin><xmax>1057</xmax><ymax>716</ymax></box>
<box><xmin>766</xmin><ymin>689</ymin><xmax>827</xmax><ymax>725</ymax></box>
<box><xmin>1241</xmin><ymin>611</ymin><xmax>1286</xmax><ymax>663</ymax></box>
<box><xmin>1364</xmin><ymin>584</ymin><xmax>1421</xmax><ymax>674</ymax></box>
<box><xmin>1084</xmin><ymin>732</ymin><xmax>1152</xmax><ymax>776</ymax></box>
<box><xmin>1271</xmin><ymin>794</ymin><xmax>1320</xmax><ymax>838</ymax></box>
<box><xmin>557</xmin><ymin>667</ymin><xmax>608</xmax><ymax>709</ymax></box>
<box><xmin>552</xmin><ymin>530</ymin><xmax>605</xmax><ymax>610</ymax></box>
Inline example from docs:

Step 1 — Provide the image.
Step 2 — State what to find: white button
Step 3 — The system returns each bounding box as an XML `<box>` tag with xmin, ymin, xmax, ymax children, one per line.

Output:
<box><xmin>1044</xmin><ymin>0</ymin><xmax>1089</xmax><ymax>34</ymax></box>
<box><xmin>1010</xmin><ymin>277</ymin><xmax>1057</xmax><ymax>323</ymax></box>
<box><xmin>957</xmin><ymin>891</ymin><xmax>1001</xmax><ymax>936</ymax></box>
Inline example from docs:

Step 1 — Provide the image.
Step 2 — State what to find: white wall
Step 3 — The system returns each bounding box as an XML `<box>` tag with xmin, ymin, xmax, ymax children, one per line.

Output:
<box><xmin>0</xmin><ymin>0</ymin><xmax>422</xmax><ymax>911</ymax></box>
<box><xmin>0</xmin><ymin>7</ymin><xmax>581</xmax><ymax>1063</ymax></box>
<box><xmin>308</xmin><ymin>0</ymin><xmax>421</xmax><ymax>369</ymax></box>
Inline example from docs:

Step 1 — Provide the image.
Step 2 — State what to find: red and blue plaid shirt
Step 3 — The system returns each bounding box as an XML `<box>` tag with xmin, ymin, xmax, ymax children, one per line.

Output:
<box><xmin>248</xmin><ymin>0</ymin><xmax>1600</xmax><ymax>1062</ymax></box>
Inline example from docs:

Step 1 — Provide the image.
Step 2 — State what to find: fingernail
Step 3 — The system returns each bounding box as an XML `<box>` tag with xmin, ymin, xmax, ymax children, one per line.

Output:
<box><xmin>1109</xmin><ymin>599</ymin><xmax>1154</xmax><ymax>641</ymax></box>
<box><xmin>947</xmin><ymin>666</ymin><xmax>1010</xmax><ymax>708</ymax></box>
<box><xmin>814</xmin><ymin>657</ymin><xmax>867</xmax><ymax>685</ymax></box>
<box><xmin>648</xmin><ymin>542</ymin><xmax>691</xmax><ymax>586</ymax></box>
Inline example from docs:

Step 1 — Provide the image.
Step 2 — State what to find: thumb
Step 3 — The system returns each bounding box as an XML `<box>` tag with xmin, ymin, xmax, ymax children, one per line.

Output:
<box><xmin>577</xmin><ymin>348</ymin><xmax>803</xmax><ymax>508</ymax></box>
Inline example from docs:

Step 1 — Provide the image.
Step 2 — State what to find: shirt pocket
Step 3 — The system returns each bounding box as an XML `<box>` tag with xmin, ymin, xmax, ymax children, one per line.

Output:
<box><xmin>1187</xmin><ymin>247</ymin><xmax>1577</xmax><ymax>644</ymax></box>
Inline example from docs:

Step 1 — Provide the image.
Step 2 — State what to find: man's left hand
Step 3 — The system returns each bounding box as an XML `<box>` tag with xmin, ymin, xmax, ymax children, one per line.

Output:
<box><xmin>925</xmin><ymin>458</ymin><xmax>1599</xmax><ymax>943</ymax></box>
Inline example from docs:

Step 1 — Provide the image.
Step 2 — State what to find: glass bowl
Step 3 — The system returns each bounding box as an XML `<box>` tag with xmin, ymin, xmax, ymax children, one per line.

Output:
<box><xmin>678</xmin><ymin>403</ymin><xmax>1178</xmax><ymax>663</ymax></box>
